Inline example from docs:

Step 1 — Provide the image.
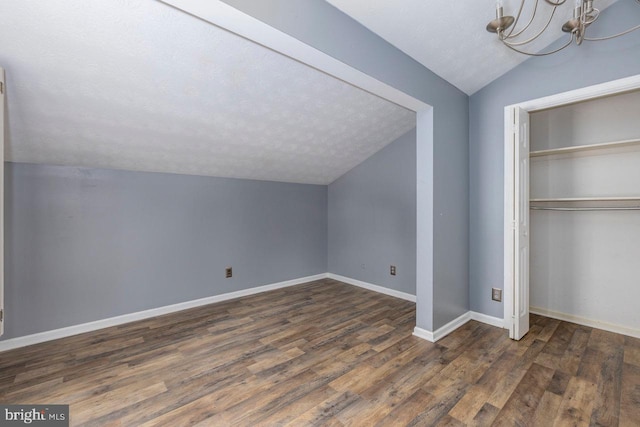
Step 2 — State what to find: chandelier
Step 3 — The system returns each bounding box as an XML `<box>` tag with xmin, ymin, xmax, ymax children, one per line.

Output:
<box><xmin>486</xmin><ymin>0</ymin><xmax>640</xmax><ymax>56</ymax></box>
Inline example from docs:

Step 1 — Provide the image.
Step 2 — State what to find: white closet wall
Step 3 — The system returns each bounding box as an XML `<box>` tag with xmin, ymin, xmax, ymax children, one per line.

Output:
<box><xmin>529</xmin><ymin>90</ymin><xmax>640</xmax><ymax>334</ymax></box>
<box><xmin>530</xmin><ymin>90</ymin><xmax>640</xmax><ymax>149</ymax></box>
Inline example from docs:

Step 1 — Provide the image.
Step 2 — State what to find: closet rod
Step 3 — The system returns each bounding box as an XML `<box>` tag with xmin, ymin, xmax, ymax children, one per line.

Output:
<box><xmin>530</xmin><ymin>206</ymin><xmax>640</xmax><ymax>211</ymax></box>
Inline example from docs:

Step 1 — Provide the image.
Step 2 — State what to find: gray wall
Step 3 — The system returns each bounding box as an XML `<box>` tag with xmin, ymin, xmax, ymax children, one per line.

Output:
<box><xmin>469</xmin><ymin>0</ymin><xmax>640</xmax><ymax>318</ymax></box>
<box><xmin>3</xmin><ymin>163</ymin><xmax>327</xmax><ymax>340</ymax></box>
<box><xmin>222</xmin><ymin>0</ymin><xmax>470</xmax><ymax>331</ymax></box>
<box><xmin>3</xmin><ymin>1</ymin><xmax>473</xmax><ymax>340</ymax></box>
<box><xmin>328</xmin><ymin>129</ymin><xmax>416</xmax><ymax>295</ymax></box>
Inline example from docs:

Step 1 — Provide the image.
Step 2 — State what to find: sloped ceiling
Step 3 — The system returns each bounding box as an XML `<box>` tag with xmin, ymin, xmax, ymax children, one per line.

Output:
<box><xmin>0</xmin><ymin>0</ymin><xmax>415</xmax><ymax>185</ymax></box>
<box><xmin>326</xmin><ymin>0</ymin><xmax>618</xmax><ymax>95</ymax></box>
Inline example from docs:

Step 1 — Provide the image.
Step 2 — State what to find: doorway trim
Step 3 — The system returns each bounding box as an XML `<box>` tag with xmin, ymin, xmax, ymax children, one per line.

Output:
<box><xmin>503</xmin><ymin>73</ymin><xmax>640</xmax><ymax>338</ymax></box>
<box><xmin>159</xmin><ymin>0</ymin><xmax>444</xmax><ymax>339</ymax></box>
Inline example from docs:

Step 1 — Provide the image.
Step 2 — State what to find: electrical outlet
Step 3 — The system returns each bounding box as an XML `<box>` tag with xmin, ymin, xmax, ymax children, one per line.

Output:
<box><xmin>492</xmin><ymin>287</ymin><xmax>502</xmax><ymax>302</ymax></box>
<box><xmin>225</xmin><ymin>267</ymin><xmax>232</xmax><ymax>278</ymax></box>
<box><xmin>390</xmin><ymin>265</ymin><xmax>396</xmax><ymax>276</ymax></box>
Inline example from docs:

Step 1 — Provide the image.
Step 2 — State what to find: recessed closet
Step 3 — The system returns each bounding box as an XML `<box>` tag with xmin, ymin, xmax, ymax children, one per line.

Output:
<box><xmin>528</xmin><ymin>89</ymin><xmax>640</xmax><ymax>334</ymax></box>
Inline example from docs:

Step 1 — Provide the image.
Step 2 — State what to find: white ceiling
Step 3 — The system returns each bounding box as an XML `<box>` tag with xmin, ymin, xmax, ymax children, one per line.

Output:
<box><xmin>0</xmin><ymin>0</ymin><xmax>415</xmax><ymax>185</ymax></box>
<box><xmin>326</xmin><ymin>0</ymin><xmax>617</xmax><ymax>95</ymax></box>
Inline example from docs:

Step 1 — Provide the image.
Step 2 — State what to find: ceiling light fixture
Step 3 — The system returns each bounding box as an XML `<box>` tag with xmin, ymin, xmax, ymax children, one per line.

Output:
<box><xmin>487</xmin><ymin>0</ymin><xmax>640</xmax><ymax>56</ymax></box>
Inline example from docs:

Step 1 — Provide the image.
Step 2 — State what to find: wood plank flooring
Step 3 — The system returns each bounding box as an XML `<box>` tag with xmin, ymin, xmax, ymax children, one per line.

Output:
<box><xmin>0</xmin><ymin>278</ymin><xmax>638</xmax><ymax>426</ymax></box>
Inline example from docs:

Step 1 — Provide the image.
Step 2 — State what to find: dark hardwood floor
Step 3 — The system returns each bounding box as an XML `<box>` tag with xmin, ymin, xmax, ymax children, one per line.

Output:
<box><xmin>0</xmin><ymin>278</ymin><xmax>638</xmax><ymax>426</ymax></box>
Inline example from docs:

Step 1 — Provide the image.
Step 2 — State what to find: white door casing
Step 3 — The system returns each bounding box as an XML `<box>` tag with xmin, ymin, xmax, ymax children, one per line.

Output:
<box><xmin>504</xmin><ymin>106</ymin><xmax>530</xmax><ymax>340</ymax></box>
<box><xmin>0</xmin><ymin>67</ymin><xmax>5</xmax><ymax>336</ymax></box>
<box><xmin>503</xmin><ymin>75</ymin><xmax>640</xmax><ymax>341</ymax></box>
<box><xmin>513</xmin><ymin>106</ymin><xmax>530</xmax><ymax>340</ymax></box>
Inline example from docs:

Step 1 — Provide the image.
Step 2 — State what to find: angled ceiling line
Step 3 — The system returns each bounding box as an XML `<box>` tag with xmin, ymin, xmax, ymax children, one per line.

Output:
<box><xmin>2</xmin><ymin>0</ymin><xmax>420</xmax><ymax>185</ymax></box>
<box><xmin>158</xmin><ymin>0</ymin><xmax>431</xmax><ymax>114</ymax></box>
<box><xmin>326</xmin><ymin>0</ymin><xmax>620</xmax><ymax>95</ymax></box>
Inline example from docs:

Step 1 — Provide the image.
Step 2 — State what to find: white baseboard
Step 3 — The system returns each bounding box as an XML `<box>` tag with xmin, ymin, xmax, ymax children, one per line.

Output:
<box><xmin>470</xmin><ymin>311</ymin><xmax>506</xmax><ymax>329</ymax></box>
<box><xmin>326</xmin><ymin>273</ymin><xmax>416</xmax><ymax>302</ymax></box>
<box><xmin>530</xmin><ymin>306</ymin><xmax>640</xmax><ymax>339</ymax></box>
<box><xmin>413</xmin><ymin>312</ymin><xmax>471</xmax><ymax>343</ymax></box>
<box><xmin>414</xmin><ymin>306</ymin><xmax>640</xmax><ymax>343</ymax></box>
<box><xmin>413</xmin><ymin>311</ymin><xmax>506</xmax><ymax>343</ymax></box>
<box><xmin>0</xmin><ymin>272</ymin><xmax>509</xmax><ymax>352</ymax></box>
<box><xmin>412</xmin><ymin>326</ymin><xmax>435</xmax><ymax>342</ymax></box>
<box><xmin>0</xmin><ymin>273</ymin><xmax>328</xmax><ymax>352</ymax></box>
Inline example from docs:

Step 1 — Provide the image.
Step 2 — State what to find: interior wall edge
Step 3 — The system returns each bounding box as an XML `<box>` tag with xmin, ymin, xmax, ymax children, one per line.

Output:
<box><xmin>0</xmin><ymin>273</ymin><xmax>430</xmax><ymax>352</ymax></box>
<box><xmin>326</xmin><ymin>273</ymin><xmax>416</xmax><ymax>303</ymax></box>
<box><xmin>413</xmin><ymin>310</ymin><xmax>505</xmax><ymax>343</ymax></box>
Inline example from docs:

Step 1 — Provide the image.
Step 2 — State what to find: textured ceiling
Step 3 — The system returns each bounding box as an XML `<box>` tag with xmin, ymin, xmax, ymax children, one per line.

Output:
<box><xmin>0</xmin><ymin>1</ymin><xmax>415</xmax><ymax>185</ymax></box>
<box><xmin>326</xmin><ymin>0</ymin><xmax>618</xmax><ymax>95</ymax></box>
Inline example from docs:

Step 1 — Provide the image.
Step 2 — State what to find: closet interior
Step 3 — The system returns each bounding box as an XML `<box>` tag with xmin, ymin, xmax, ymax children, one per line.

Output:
<box><xmin>528</xmin><ymin>89</ymin><xmax>640</xmax><ymax>334</ymax></box>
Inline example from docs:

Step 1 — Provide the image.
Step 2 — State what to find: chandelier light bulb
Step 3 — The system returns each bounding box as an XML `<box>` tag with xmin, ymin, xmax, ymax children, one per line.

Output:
<box><xmin>486</xmin><ymin>0</ymin><xmax>515</xmax><ymax>33</ymax></box>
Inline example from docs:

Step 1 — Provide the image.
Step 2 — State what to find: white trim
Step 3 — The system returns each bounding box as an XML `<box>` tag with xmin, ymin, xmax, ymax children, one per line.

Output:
<box><xmin>432</xmin><ymin>312</ymin><xmax>472</xmax><ymax>342</ymax></box>
<box><xmin>160</xmin><ymin>0</ymin><xmax>431</xmax><ymax>113</ymax></box>
<box><xmin>503</xmin><ymin>74</ymin><xmax>640</xmax><ymax>334</ymax></box>
<box><xmin>0</xmin><ymin>273</ymin><xmax>328</xmax><ymax>352</ymax></box>
<box><xmin>413</xmin><ymin>311</ymin><xmax>506</xmax><ymax>343</ymax></box>
<box><xmin>508</xmin><ymin>74</ymin><xmax>640</xmax><ymax>112</ymax></box>
<box><xmin>0</xmin><ymin>272</ymin><xmax>508</xmax><ymax>351</ymax></box>
<box><xmin>470</xmin><ymin>311</ymin><xmax>506</xmax><ymax>329</ymax></box>
<box><xmin>503</xmin><ymin>106</ymin><xmax>516</xmax><ymax>337</ymax></box>
<box><xmin>0</xmin><ymin>67</ymin><xmax>4</xmax><ymax>337</ymax></box>
<box><xmin>530</xmin><ymin>306</ymin><xmax>640</xmax><ymax>339</ymax></box>
<box><xmin>412</xmin><ymin>326</ymin><xmax>435</xmax><ymax>342</ymax></box>
<box><xmin>413</xmin><ymin>312</ymin><xmax>471</xmax><ymax>343</ymax></box>
<box><xmin>326</xmin><ymin>273</ymin><xmax>416</xmax><ymax>302</ymax></box>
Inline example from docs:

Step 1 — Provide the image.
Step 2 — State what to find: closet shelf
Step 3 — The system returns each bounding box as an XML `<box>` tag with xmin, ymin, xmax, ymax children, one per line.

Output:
<box><xmin>530</xmin><ymin>197</ymin><xmax>640</xmax><ymax>211</ymax></box>
<box><xmin>529</xmin><ymin>138</ymin><xmax>640</xmax><ymax>157</ymax></box>
<box><xmin>530</xmin><ymin>197</ymin><xmax>640</xmax><ymax>202</ymax></box>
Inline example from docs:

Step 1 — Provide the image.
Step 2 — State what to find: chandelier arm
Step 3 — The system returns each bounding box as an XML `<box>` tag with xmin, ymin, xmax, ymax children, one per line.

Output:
<box><xmin>584</xmin><ymin>23</ymin><xmax>640</xmax><ymax>41</ymax></box>
<box><xmin>501</xmin><ymin>34</ymin><xmax>574</xmax><ymax>56</ymax></box>
<box><xmin>504</xmin><ymin>0</ymin><xmax>540</xmax><ymax>39</ymax></box>
<box><xmin>543</xmin><ymin>0</ymin><xmax>567</xmax><ymax>5</ymax></box>
<box><xmin>579</xmin><ymin>7</ymin><xmax>599</xmax><ymax>28</ymax></box>
<box><xmin>501</xmin><ymin>5</ymin><xmax>558</xmax><ymax>46</ymax></box>
<box><xmin>503</xmin><ymin>0</ymin><xmax>528</xmax><ymax>38</ymax></box>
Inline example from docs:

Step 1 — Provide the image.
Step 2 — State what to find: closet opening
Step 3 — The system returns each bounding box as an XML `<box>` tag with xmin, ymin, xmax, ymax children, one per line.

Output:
<box><xmin>503</xmin><ymin>75</ymin><xmax>640</xmax><ymax>340</ymax></box>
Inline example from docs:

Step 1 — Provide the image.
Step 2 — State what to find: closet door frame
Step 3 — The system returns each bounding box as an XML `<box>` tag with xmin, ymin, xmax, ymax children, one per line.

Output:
<box><xmin>502</xmin><ymin>74</ymin><xmax>640</xmax><ymax>340</ymax></box>
<box><xmin>0</xmin><ymin>67</ymin><xmax>4</xmax><ymax>336</ymax></box>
